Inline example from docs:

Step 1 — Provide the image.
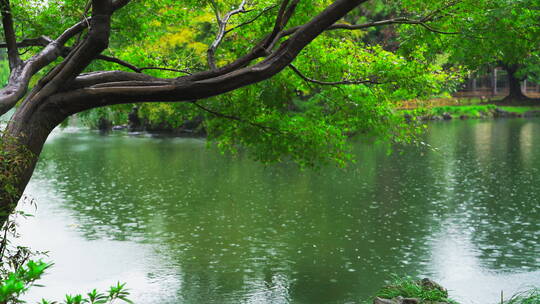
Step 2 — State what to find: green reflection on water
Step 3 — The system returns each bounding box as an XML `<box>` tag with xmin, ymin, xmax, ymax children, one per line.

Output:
<box><xmin>31</xmin><ymin>119</ymin><xmax>540</xmax><ymax>303</ymax></box>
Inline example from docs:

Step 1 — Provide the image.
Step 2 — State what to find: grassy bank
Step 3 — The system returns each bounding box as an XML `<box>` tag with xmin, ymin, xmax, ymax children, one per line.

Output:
<box><xmin>505</xmin><ymin>288</ymin><xmax>540</xmax><ymax>304</ymax></box>
<box><xmin>372</xmin><ymin>277</ymin><xmax>540</xmax><ymax>304</ymax></box>
<box><xmin>403</xmin><ymin>104</ymin><xmax>540</xmax><ymax>120</ymax></box>
<box><xmin>375</xmin><ymin>277</ymin><xmax>457</xmax><ymax>303</ymax></box>
<box><xmin>400</xmin><ymin>96</ymin><xmax>540</xmax><ymax>120</ymax></box>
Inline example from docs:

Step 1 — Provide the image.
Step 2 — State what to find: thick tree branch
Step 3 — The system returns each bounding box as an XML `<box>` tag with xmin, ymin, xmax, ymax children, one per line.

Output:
<box><xmin>69</xmin><ymin>71</ymin><xmax>164</xmax><ymax>89</ymax></box>
<box><xmin>0</xmin><ymin>0</ymin><xmax>133</xmax><ymax>116</ymax></box>
<box><xmin>0</xmin><ymin>40</ymin><xmax>65</xmax><ymax>115</ymax></box>
<box><xmin>43</xmin><ymin>0</ymin><xmax>370</xmax><ymax>115</ymax></box>
<box><xmin>7</xmin><ymin>0</ymin><xmax>113</xmax><ymax>123</ymax></box>
<box><xmin>264</xmin><ymin>0</ymin><xmax>301</xmax><ymax>52</ymax></box>
<box><xmin>190</xmin><ymin>1</ymin><xmax>458</xmax><ymax>86</ymax></box>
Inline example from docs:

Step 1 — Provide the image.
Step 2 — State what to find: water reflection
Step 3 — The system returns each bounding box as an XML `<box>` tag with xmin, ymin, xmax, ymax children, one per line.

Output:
<box><xmin>19</xmin><ymin>119</ymin><xmax>540</xmax><ymax>303</ymax></box>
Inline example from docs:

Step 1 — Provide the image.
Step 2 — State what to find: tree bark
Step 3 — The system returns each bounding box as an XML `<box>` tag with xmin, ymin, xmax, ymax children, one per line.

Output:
<box><xmin>0</xmin><ymin>104</ymin><xmax>63</xmax><ymax>224</ymax></box>
<box><xmin>502</xmin><ymin>64</ymin><xmax>528</xmax><ymax>102</ymax></box>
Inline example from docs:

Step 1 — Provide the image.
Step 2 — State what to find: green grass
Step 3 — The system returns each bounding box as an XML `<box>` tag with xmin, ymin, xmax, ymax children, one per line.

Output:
<box><xmin>402</xmin><ymin>104</ymin><xmax>540</xmax><ymax>119</ymax></box>
<box><xmin>376</xmin><ymin>277</ymin><xmax>458</xmax><ymax>303</ymax></box>
<box><xmin>430</xmin><ymin>105</ymin><xmax>496</xmax><ymax>118</ymax></box>
<box><xmin>499</xmin><ymin>106</ymin><xmax>540</xmax><ymax>114</ymax></box>
<box><xmin>504</xmin><ymin>288</ymin><xmax>540</xmax><ymax>304</ymax></box>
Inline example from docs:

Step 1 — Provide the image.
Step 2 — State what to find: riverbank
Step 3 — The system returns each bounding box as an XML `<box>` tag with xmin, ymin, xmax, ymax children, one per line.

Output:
<box><xmin>99</xmin><ymin>104</ymin><xmax>540</xmax><ymax>136</ymax></box>
<box><xmin>404</xmin><ymin>104</ymin><xmax>540</xmax><ymax>121</ymax></box>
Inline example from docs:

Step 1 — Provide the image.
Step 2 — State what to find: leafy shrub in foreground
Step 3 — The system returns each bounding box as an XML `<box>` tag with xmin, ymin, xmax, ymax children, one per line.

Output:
<box><xmin>0</xmin><ymin>260</ymin><xmax>132</xmax><ymax>304</ymax></box>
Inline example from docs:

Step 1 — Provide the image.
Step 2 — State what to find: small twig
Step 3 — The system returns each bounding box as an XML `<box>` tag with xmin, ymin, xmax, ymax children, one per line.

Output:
<box><xmin>207</xmin><ymin>0</ymin><xmax>249</xmax><ymax>70</ymax></box>
<box><xmin>225</xmin><ymin>5</ymin><xmax>277</xmax><ymax>34</ymax></box>
<box><xmin>191</xmin><ymin>101</ymin><xmax>281</xmax><ymax>134</ymax></box>
<box><xmin>76</xmin><ymin>0</ymin><xmax>93</xmax><ymax>45</ymax></box>
<box><xmin>138</xmin><ymin>67</ymin><xmax>191</xmax><ymax>75</ymax></box>
<box><xmin>279</xmin><ymin>16</ymin><xmax>462</xmax><ymax>39</ymax></box>
<box><xmin>0</xmin><ymin>36</ymin><xmax>50</xmax><ymax>48</ymax></box>
<box><xmin>289</xmin><ymin>64</ymin><xmax>381</xmax><ymax>86</ymax></box>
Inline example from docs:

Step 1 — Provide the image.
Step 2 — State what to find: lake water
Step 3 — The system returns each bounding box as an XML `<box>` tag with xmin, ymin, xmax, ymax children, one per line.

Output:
<box><xmin>18</xmin><ymin>119</ymin><xmax>540</xmax><ymax>304</ymax></box>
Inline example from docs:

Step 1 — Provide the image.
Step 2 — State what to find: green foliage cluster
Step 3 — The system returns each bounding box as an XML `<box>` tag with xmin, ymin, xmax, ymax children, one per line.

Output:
<box><xmin>0</xmin><ymin>259</ymin><xmax>132</xmax><ymax>304</ymax></box>
<box><xmin>376</xmin><ymin>277</ymin><xmax>457</xmax><ymax>304</ymax></box>
<box><xmin>39</xmin><ymin>282</ymin><xmax>132</xmax><ymax>304</ymax></box>
<box><xmin>0</xmin><ymin>61</ymin><xmax>9</xmax><ymax>88</ymax></box>
<box><xmin>78</xmin><ymin>107</ymin><xmax>128</xmax><ymax>129</ymax></box>
<box><xmin>400</xmin><ymin>0</ymin><xmax>540</xmax><ymax>82</ymax></box>
<box><xmin>0</xmin><ymin>260</ymin><xmax>50</xmax><ymax>303</ymax></box>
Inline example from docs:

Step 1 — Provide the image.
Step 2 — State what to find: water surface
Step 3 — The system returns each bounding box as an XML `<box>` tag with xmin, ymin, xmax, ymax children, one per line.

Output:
<box><xmin>19</xmin><ymin>119</ymin><xmax>540</xmax><ymax>303</ymax></box>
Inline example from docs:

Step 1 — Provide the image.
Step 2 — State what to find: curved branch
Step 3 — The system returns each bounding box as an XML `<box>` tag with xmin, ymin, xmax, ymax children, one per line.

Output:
<box><xmin>0</xmin><ymin>0</ymin><xmax>133</xmax><ymax>116</ymax></box>
<box><xmin>0</xmin><ymin>40</ymin><xmax>64</xmax><ymax>115</ymax></box>
<box><xmin>281</xmin><ymin>17</ymin><xmax>461</xmax><ymax>37</ymax></box>
<box><xmin>6</xmin><ymin>0</ymin><xmax>113</xmax><ymax>124</ymax></box>
<box><xmin>43</xmin><ymin>0</ymin><xmax>370</xmax><ymax>115</ymax></box>
<box><xmin>207</xmin><ymin>0</ymin><xmax>248</xmax><ymax>70</ymax></box>
<box><xmin>69</xmin><ymin>70</ymin><xmax>165</xmax><ymax>89</ymax></box>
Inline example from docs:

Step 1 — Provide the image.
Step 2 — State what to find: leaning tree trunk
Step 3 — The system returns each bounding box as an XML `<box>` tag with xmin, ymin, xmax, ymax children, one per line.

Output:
<box><xmin>503</xmin><ymin>64</ymin><xmax>528</xmax><ymax>102</ymax></box>
<box><xmin>0</xmin><ymin>0</ymin><xmax>113</xmax><ymax>228</ymax></box>
<box><xmin>0</xmin><ymin>100</ymin><xmax>65</xmax><ymax>226</ymax></box>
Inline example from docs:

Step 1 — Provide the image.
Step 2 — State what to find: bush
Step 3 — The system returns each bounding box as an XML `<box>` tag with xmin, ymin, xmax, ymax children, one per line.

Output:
<box><xmin>376</xmin><ymin>276</ymin><xmax>458</xmax><ymax>303</ymax></box>
<box><xmin>0</xmin><ymin>260</ymin><xmax>132</xmax><ymax>304</ymax></box>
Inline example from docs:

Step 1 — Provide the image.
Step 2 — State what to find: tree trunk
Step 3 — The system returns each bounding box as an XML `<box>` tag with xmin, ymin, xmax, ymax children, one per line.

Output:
<box><xmin>0</xmin><ymin>101</ymin><xmax>64</xmax><ymax>226</ymax></box>
<box><xmin>503</xmin><ymin>65</ymin><xmax>528</xmax><ymax>102</ymax></box>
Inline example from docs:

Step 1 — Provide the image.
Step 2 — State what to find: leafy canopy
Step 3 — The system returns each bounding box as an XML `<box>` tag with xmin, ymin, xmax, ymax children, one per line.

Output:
<box><xmin>400</xmin><ymin>0</ymin><xmax>540</xmax><ymax>81</ymax></box>
<box><xmin>13</xmin><ymin>0</ymin><xmax>456</xmax><ymax>166</ymax></box>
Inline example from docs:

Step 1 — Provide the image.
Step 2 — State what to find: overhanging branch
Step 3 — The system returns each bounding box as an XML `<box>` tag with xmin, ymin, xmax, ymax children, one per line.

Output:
<box><xmin>0</xmin><ymin>0</ymin><xmax>134</xmax><ymax>116</ymax></box>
